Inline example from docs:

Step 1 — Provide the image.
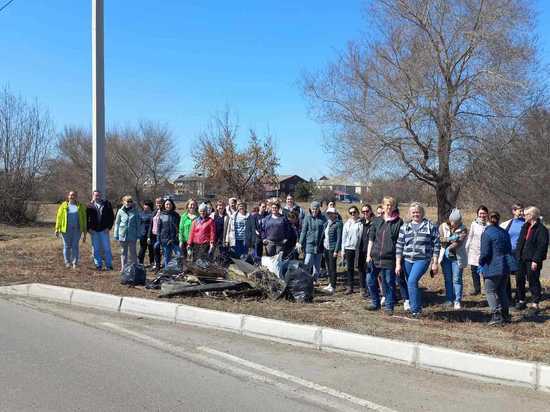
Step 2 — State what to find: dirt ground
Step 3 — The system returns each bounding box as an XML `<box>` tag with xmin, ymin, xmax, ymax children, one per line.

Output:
<box><xmin>1</xmin><ymin>222</ymin><xmax>549</xmax><ymax>364</ymax></box>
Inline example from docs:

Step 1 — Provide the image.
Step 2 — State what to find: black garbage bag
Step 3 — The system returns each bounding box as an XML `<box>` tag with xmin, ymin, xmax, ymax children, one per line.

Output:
<box><xmin>163</xmin><ymin>257</ymin><xmax>185</xmax><ymax>276</ymax></box>
<box><xmin>120</xmin><ymin>264</ymin><xmax>146</xmax><ymax>286</ymax></box>
<box><xmin>284</xmin><ymin>266</ymin><xmax>314</xmax><ymax>303</ymax></box>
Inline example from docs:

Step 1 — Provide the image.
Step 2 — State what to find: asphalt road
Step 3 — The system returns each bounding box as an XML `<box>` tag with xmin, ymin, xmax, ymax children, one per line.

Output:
<box><xmin>1</xmin><ymin>297</ymin><xmax>549</xmax><ymax>412</ymax></box>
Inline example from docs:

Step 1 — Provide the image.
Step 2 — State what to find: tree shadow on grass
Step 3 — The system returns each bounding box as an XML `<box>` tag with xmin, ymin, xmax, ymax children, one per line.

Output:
<box><xmin>428</xmin><ymin>309</ymin><xmax>489</xmax><ymax>323</ymax></box>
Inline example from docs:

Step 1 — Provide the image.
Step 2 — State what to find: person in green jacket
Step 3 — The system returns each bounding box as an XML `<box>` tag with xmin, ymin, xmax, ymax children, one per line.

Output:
<box><xmin>55</xmin><ymin>191</ymin><xmax>87</xmax><ymax>269</ymax></box>
<box><xmin>179</xmin><ymin>198</ymin><xmax>198</xmax><ymax>258</ymax></box>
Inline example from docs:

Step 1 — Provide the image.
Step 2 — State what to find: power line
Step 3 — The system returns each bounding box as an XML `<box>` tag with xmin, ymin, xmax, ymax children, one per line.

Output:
<box><xmin>0</xmin><ymin>0</ymin><xmax>16</xmax><ymax>13</ymax></box>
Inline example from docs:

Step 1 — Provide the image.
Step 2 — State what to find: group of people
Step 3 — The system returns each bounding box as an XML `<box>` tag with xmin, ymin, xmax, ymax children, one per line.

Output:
<box><xmin>55</xmin><ymin>190</ymin><xmax>548</xmax><ymax>325</ymax></box>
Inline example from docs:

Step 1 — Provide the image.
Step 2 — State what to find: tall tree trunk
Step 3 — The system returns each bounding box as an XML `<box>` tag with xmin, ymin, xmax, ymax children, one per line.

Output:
<box><xmin>436</xmin><ymin>178</ymin><xmax>459</xmax><ymax>223</ymax></box>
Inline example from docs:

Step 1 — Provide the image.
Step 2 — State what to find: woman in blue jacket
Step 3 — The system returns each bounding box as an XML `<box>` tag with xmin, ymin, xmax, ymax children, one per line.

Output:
<box><xmin>479</xmin><ymin>211</ymin><xmax>516</xmax><ymax>326</ymax></box>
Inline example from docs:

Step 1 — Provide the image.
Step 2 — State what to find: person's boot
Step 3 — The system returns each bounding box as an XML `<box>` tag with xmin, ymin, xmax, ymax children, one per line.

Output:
<box><xmin>488</xmin><ymin>312</ymin><xmax>503</xmax><ymax>326</ymax></box>
<box><xmin>360</xmin><ymin>288</ymin><xmax>368</xmax><ymax>299</ymax></box>
<box><xmin>501</xmin><ymin>308</ymin><xmax>512</xmax><ymax>324</ymax></box>
<box><xmin>344</xmin><ymin>287</ymin><xmax>353</xmax><ymax>295</ymax></box>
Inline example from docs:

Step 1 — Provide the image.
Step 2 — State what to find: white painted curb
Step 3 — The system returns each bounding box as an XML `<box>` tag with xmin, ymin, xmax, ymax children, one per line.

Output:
<box><xmin>120</xmin><ymin>297</ymin><xmax>177</xmax><ymax>322</ymax></box>
<box><xmin>2</xmin><ymin>283</ymin><xmax>550</xmax><ymax>392</ymax></box>
<box><xmin>417</xmin><ymin>344</ymin><xmax>536</xmax><ymax>386</ymax></box>
<box><xmin>28</xmin><ymin>283</ymin><xmax>73</xmax><ymax>303</ymax></box>
<box><xmin>0</xmin><ymin>283</ymin><xmax>30</xmax><ymax>296</ymax></box>
<box><xmin>242</xmin><ymin>315</ymin><xmax>322</xmax><ymax>347</ymax></box>
<box><xmin>176</xmin><ymin>304</ymin><xmax>243</xmax><ymax>332</ymax></box>
<box><xmin>321</xmin><ymin>328</ymin><xmax>417</xmax><ymax>364</ymax></box>
<box><xmin>539</xmin><ymin>364</ymin><xmax>550</xmax><ymax>392</ymax></box>
<box><xmin>71</xmin><ymin>289</ymin><xmax>122</xmax><ymax>312</ymax></box>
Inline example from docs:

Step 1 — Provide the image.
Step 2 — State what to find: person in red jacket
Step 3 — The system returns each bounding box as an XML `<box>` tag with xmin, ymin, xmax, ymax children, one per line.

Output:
<box><xmin>187</xmin><ymin>203</ymin><xmax>216</xmax><ymax>261</ymax></box>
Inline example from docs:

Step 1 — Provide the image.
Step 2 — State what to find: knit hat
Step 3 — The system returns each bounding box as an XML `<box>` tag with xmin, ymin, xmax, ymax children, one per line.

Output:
<box><xmin>310</xmin><ymin>201</ymin><xmax>321</xmax><ymax>209</ymax></box>
<box><xmin>449</xmin><ymin>208</ymin><xmax>462</xmax><ymax>223</ymax></box>
<box><xmin>326</xmin><ymin>207</ymin><xmax>337</xmax><ymax>214</ymax></box>
<box><xmin>198</xmin><ymin>203</ymin><xmax>208</xmax><ymax>212</ymax></box>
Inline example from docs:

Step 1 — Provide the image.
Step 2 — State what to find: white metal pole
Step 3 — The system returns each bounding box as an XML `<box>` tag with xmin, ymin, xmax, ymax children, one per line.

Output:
<box><xmin>92</xmin><ymin>0</ymin><xmax>106</xmax><ymax>194</ymax></box>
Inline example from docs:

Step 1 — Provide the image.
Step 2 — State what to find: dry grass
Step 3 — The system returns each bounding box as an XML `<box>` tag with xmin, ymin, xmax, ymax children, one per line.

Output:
<box><xmin>1</xmin><ymin>221</ymin><xmax>549</xmax><ymax>364</ymax></box>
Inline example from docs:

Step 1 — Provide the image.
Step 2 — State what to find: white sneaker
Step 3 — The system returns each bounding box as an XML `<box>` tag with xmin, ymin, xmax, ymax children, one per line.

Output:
<box><xmin>65</xmin><ymin>263</ymin><xmax>71</xmax><ymax>268</ymax></box>
<box><xmin>322</xmin><ymin>284</ymin><xmax>334</xmax><ymax>294</ymax></box>
<box><xmin>404</xmin><ymin>300</ymin><xmax>411</xmax><ymax>312</ymax></box>
<box><xmin>381</xmin><ymin>297</ymin><xmax>386</xmax><ymax>306</ymax></box>
<box><xmin>454</xmin><ymin>301</ymin><xmax>461</xmax><ymax>310</ymax></box>
<box><xmin>72</xmin><ymin>263</ymin><xmax>77</xmax><ymax>269</ymax></box>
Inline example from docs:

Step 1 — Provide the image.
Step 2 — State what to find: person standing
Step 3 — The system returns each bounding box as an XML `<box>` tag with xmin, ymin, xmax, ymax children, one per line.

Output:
<box><xmin>395</xmin><ymin>203</ymin><xmax>440</xmax><ymax>317</ymax></box>
<box><xmin>113</xmin><ymin>195</ymin><xmax>140</xmax><ymax>272</ymax></box>
<box><xmin>226</xmin><ymin>201</ymin><xmax>253</xmax><ymax>258</ymax></box>
<box><xmin>366</xmin><ymin>197</ymin><xmax>403</xmax><ymax>314</ymax></box>
<box><xmin>251</xmin><ymin>202</ymin><xmax>268</xmax><ymax>260</ymax></box>
<box><xmin>283</xmin><ymin>194</ymin><xmax>305</xmax><ymax>226</ymax></box>
<box><xmin>298</xmin><ymin>201</ymin><xmax>327</xmax><ymax>282</ymax></box>
<box><xmin>500</xmin><ymin>203</ymin><xmax>525</xmax><ymax>303</ymax></box>
<box><xmin>321</xmin><ymin>207</ymin><xmax>343</xmax><ymax>293</ymax></box>
<box><xmin>211</xmin><ymin>200</ymin><xmax>229</xmax><ymax>258</ymax></box>
<box><xmin>261</xmin><ymin>202</ymin><xmax>291</xmax><ymax>257</ymax></box>
<box><xmin>157</xmin><ymin>199</ymin><xmax>181</xmax><ymax>267</ymax></box>
<box><xmin>86</xmin><ymin>190</ymin><xmax>115</xmax><ymax>271</ymax></box>
<box><xmin>137</xmin><ymin>201</ymin><xmax>154</xmax><ymax>267</ymax></box>
<box><xmin>356</xmin><ymin>204</ymin><xmax>375</xmax><ymax>299</ymax></box>
<box><xmin>466</xmin><ymin>205</ymin><xmax>489</xmax><ymax>295</ymax></box>
<box><xmin>179</xmin><ymin>199</ymin><xmax>198</xmax><ymax>258</ymax></box>
<box><xmin>55</xmin><ymin>191</ymin><xmax>87</xmax><ymax>269</ymax></box>
<box><xmin>515</xmin><ymin>206</ymin><xmax>549</xmax><ymax>313</ymax></box>
<box><xmin>340</xmin><ymin>205</ymin><xmax>364</xmax><ymax>295</ymax></box>
<box><xmin>226</xmin><ymin>197</ymin><xmax>238</xmax><ymax>217</ymax></box>
<box><xmin>439</xmin><ymin>209</ymin><xmax>468</xmax><ymax>309</ymax></box>
<box><xmin>147</xmin><ymin>197</ymin><xmax>164</xmax><ymax>270</ymax></box>
<box><xmin>479</xmin><ymin>212</ymin><xmax>515</xmax><ymax>325</ymax></box>
<box><xmin>188</xmin><ymin>203</ymin><xmax>216</xmax><ymax>260</ymax></box>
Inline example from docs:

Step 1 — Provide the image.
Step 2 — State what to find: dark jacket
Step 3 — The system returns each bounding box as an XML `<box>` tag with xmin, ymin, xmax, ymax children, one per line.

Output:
<box><xmin>261</xmin><ymin>214</ymin><xmax>291</xmax><ymax>243</ymax></box>
<box><xmin>299</xmin><ymin>213</ymin><xmax>327</xmax><ymax>254</ymax></box>
<box><xmin>516</xmin><ymin>219</ymin><xmax>549</xmax><ymax>265</ymax></box>
<box><xmin>479</xmin><ymin>225</ymin><xmax>517</xmax><ymax>278</ymax></box>
<box><xmin>369</xmin><ymin>216</ymin><xmax>403</xmax><ymax>269</ymax></box>
<box><xmin>321</xmin><ymin>219</ymin><xmax>343</xmax><ymax>252</ymax></box>
<box><xmin>138</xmin><ymin>210</ymin><xmax>153</xmax><ymax>240</ymax></box>
<box><xmin>86</xmin><ymin>200</ymin><xmax>115</xmax><ymax>232</ymax></box>
<box><xmin>157</xmin><ymin>210</ymin><xmax>181</xmax><ymax>245</ymax></box>
<box><xmin>357</xmin><ymin>219</ymin><xmax>374</xmax><ymax>256</ymax></box>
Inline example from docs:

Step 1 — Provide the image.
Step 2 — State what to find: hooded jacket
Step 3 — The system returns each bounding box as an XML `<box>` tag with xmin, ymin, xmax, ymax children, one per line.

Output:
<box><xmin>157</xmin><ymin>210</ymin><xmax>180</xmax><ymax>245</ymax></box>
<box><xmin>369</xmin><ymin>214</ymin><xmax>403</xmax><ymax>269</ymax></box>
<box><xmin>114</xmin><ymin>206</ymin><xmax>140</xmax><ymax>242</ymax></box>
<box><xmin>299</xmin><ymin>213</ymin><xmax>327</xmax><ymax>254</ymax></box>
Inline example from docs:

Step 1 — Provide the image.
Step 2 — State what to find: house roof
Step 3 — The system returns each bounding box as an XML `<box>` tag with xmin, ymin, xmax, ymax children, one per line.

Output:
<box><xmin>316</xmin><ymin>176</ymin><xmax>367</xmax><ymax>187</ymax></box>
<box><xmin>277</xmin><ymin>174</ymin><xmax>306</xmax><ymax>183</ymax></box>
<box><xmin>173</xmin><ymin>175</ymin><xmax>207</xmax><ymax>183</ymax></box>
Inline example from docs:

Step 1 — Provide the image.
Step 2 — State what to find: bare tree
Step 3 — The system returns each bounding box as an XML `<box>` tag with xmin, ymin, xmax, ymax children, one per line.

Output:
<box><xmin>464</xmin><ymin>107</ymin><xmax>550</xmax><ymax>216</ymax></box>
<box><xmin>303</xmin><ymin>0</ymin><xmax>539</xmax><ymax>221</ymax></box>
<box><xmin>192</xmin><ymin>111</ymin><xmax>279</xmax><ymax>200</ymax></box>
<box><xmin>49</xmin><ymin>122</ymin><xmax>179</xmax><ymax>205</ymax></box>
<box><xmin>0</xmin><ymin>87</ymin><xmax>55</xmax><ymax>223</ymax></box>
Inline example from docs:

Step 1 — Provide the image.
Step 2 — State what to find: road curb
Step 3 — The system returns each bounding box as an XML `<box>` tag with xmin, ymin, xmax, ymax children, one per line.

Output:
<box><xmin>1</xmin><ymin>283</ymin><xmax>549</xmax><ymax>392</ymax></box>
<box><xmin>120</xmin><ymin>297</ymin><xmax>177</xmax><ymax>322</ymax></box>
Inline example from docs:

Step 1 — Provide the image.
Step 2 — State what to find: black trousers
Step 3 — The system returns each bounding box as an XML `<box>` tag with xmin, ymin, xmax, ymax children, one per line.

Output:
<box><xmin>192</xmin><ymin>243</ymin><xmax>210</xmax><ymax>261</ymax></box>
<box><xmin>357</xmin><ymin>251</ymin><xmax>368</xmax><ymax>290</ymax></box>
<box><xmin>517</xmin><ymin>260</ymin><xmax>542</xmax><ymax>303</ymax></box>
<box><xmin>138</xmin><ymin>236</ymin><xmax>156</xmax><ymax>266</ymax></box>
<box><xmin>344</xmin><ymin>249</ymin><xmax>356</xmax><ymax>290</ymax></box>
<box><xmin>324</xmin><ymin>249</ymin><xmax>338</xmax><ymax>288</ymax></box>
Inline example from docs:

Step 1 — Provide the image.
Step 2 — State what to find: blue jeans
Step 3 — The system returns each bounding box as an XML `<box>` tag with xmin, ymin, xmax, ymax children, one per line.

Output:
<box><xmin>402</xmin><ymin>259</ymin><xmax>430</xmax><ymax>313</ymax></box>
<box><xmin>232</xmin><ymin>239</ymin><xmax>248</xmax><ymax>258</ymax></box>
<box><xmin>162</xmin><ymin>242</ymin><xmax>181</xmax><ymax>268</ymax></box>
<box><xmin>62</xmin><ymin>226</ymin><xmax>81</xmax><ymax>265</ymax></box>
<box><xmin>441</xmin><ymin>256</ymin><xmax>463</xmax><ymax>303</ymax></box>
<box><xmin>367</xmin><ymin>265</ymin><xmax>396</xmax><ymax>310</ymax></box>
<box><xmin>90</xmin><ymin>230</ymin><xmax>112</xmax><ymax>268</ymax></box>
<box><xmin>304</xmin><ymin>253</ymin><xmax>322</xmax><ymax>281</ymax></box>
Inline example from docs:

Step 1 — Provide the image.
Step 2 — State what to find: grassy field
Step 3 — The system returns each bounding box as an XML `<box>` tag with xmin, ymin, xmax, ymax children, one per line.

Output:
<box><xmin>1</xmin><ymin>213</ymin><xmax>550</xmax><ymax>364</ymax></box>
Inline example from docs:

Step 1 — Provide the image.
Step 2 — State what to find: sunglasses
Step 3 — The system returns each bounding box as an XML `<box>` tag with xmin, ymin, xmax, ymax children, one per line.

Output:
<box><xmin>362</xmin><ymin>210</ymin><xmax>370</xmax><ymax>214</ymax></box>
<box><xmin>350</xmin><ymin>211</ymin><xmax>358</xmax><ymax>215</ymax></box>
<box><xmin>126</xmin><ymin>200</ymin><xmax>133</xmax><ymax>203</ymax></box>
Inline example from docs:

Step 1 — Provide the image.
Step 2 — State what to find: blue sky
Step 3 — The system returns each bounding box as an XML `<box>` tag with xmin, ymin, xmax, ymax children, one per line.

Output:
<box><xmin>1</xmin><ymin>0</ymin><xmax>549</xmax><ymax>180</ymax></box>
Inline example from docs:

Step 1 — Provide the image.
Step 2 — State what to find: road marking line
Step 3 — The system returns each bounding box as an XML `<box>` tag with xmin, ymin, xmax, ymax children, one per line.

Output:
<box><xmin>198</xmin><ymin>346</ymin><xmax>398</xmax><ymax>412</ymax></box>
<box><xmin>100</xmin><ymin>322</ymin><xmax>367</xmax><ymax>411</ymax></box>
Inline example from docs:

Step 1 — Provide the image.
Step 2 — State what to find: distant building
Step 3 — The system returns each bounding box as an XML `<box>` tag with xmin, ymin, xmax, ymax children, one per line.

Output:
<box><xmin>264</xmin><ymin>175</ymin><xmax>307</xmax><ymax>198</ymax></box>
<box><xmin>173</xmin><ymin>174</ymin><xmax>214</xmax><ymax>200</ymax></box>
<box><xmin>316</xmin><ymin>176</ymin><xmax>368</xmax><ymax>201</ymax></box>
